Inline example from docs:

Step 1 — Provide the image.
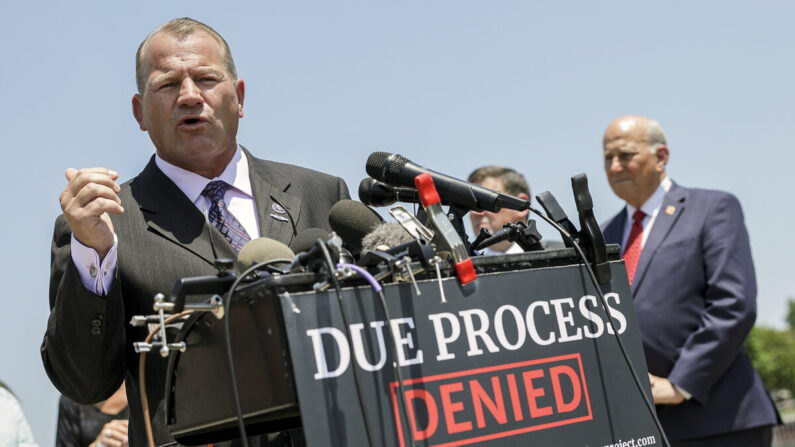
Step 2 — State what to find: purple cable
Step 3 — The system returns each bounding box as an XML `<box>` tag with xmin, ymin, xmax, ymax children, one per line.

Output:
<box><xmin>337</xmin><ymin>263</ymin><xmax>383</xmax><ymax>292</ymax></box>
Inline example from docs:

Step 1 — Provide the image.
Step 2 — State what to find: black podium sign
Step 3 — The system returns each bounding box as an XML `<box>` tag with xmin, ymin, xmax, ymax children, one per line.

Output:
<box><xmin>281</xmin><ymin>260</ymin><xmax>663</xmax><ymax>446</ymax></box>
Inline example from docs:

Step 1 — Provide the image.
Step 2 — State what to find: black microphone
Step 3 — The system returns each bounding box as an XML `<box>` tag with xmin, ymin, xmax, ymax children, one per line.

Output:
<box><xmin>359</xmin><ymin>222</ymin><xmax>436</xmax><ymax>269</ymax></box>
<box><xmin>169</xmin><ymin>263</ymin><xmax>236</xmax><ymax>313</ymax></box>
<box><xmin>358</xmin><ymin>178</ymin><xmax>423</xmax><ymax>207</ymax></box>
<box><xmin>472</xmin><ymin>221</ymin><xmax>544</xmax><ymax>252</ymax></box>
<box><xmin>170</xmin><ymin>237</ymin><xmax>293</xmax><ymax>312</ymax></box>
<box><xmin>328</xmin><ymin>199</ymin><xmax>385</xmax><ymax>254</ymax></box>
<box><xmin>290</xmin><ymin>228</ymin><xmax>332</xmax><ymax>254</ymax></box>
<box><xmin>535</xmin><ymin>190</ymin><xmax>580</xmax><ymax>248</ymax></box>
<box><xmin>365</xmin><ymin>152</ymin><xmax>529</xmax><ymax>213</ymax></box>
<box><xmin>571</xmin><ymin>174</ymin><xmax>611</xmax><ymax>284</ymax></box>
<box><xmin>289</xmin><ymin>228</ymin><xmax>341</xmax><ymax>273</ymax></box>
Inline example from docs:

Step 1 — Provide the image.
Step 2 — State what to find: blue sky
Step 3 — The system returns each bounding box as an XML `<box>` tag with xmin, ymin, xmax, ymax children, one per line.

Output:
<box><xmin>2</xmin><ymin>1</ymin><xmax>793</xmax><ymax>444</ymax></box>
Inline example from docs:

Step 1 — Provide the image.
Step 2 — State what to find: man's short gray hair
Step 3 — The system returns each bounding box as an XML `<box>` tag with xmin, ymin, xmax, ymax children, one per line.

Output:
<box><xmin>135</xmin><ymin>17</ymin><xmax>237</xmax><ymax>94</ymax></box>
<box><xmin>646</xmin><ymin>120</ymin><xmax>667</xmax><ymax>154</ymax></box>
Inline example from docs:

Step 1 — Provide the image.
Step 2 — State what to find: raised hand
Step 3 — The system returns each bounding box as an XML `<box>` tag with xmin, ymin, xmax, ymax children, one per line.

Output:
<box><xmin>60</xmin><ymin>168</ymin><xmax>124</xmax><ymax>261</ymax></box>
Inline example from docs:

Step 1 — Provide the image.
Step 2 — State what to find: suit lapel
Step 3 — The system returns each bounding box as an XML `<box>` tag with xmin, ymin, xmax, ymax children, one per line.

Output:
<box><xmin>131</xmin><ymin>158</ymin><xmax>236</xmax><ymax>265</ymax></box>
<box><xmin>131</xmin><ymin>149</ymin><xmax>302</xmax><ymax>262</ymax></box>
<box><xmin>631</xmin><ymin>184</ymin><xmax>687</xmax><ymax>294</ymax></box>
<box><xmin>244</xmin><ymin>147</ymin><xmax>302</xmax><ymax>247</ymax></box>
<box><xmin>603</xmin><ymin>208</ymin><xmax>627</xmax><ymax>246</ymax></box>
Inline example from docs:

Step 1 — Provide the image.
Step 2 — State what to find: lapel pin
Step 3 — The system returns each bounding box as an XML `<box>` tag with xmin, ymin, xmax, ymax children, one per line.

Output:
<box><xmin>665</xmin><ymin>205</ymin><xmax>676</xmax><ymax>215</ymax></box>
<box><xmin>272</xmin><ymin>203</ymin><xmax>287</xmax><ymax>214</ymax></box>
<box><xmin>270</xmin><ymin>213</ymin><xmax>289</xmax><ymax>222</ymax></box>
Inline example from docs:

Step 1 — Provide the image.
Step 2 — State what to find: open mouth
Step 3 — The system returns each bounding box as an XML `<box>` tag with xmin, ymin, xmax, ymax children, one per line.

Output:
<box><xmin>179</xmin><ymin>116</ymin><xmax>205</xmax><ymax>127</ymax></box>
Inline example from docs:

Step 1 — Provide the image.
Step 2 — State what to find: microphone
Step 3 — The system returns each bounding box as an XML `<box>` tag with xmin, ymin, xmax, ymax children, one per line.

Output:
<box><xmin>535</xmin><ymin>190</ymin><xmax>580</xmax><ymax>248</ymax></box>
<box><xmin>289</xmin><ymin>228</ymin><xmax>342</xmax><ymax>273</ymax></box>
<box><xmin>291</xmin><ymin>228</ymin><xmax>332</xmax><ymax>254</ymax></box>
<box><xmin>328</xmin><ymin>199</ymin><xmax>385</xmax><ymax>254</ymax></box>
<box><xmin>358</xmin><ymin>178</ymin><xmax>428</xmax><ymax>207</ymax></box>
<box><xmin>472</xmin><ymin>221</ymin><xmax>544</xmax><ymax>252</ymax></box>
<box><xmin>237</xmin><ymin>237</ymin><xmax>296</xmax><ymax>271</ymax></box>
<box><xmin>365</xmin><ymin>152</ymin><xmax>529</xmax><ymax>213</ymax></box>
<box><xmin>361</xmin><ymin>222</ymin><xmax>414</xmax><ymax>253</ymax></box>
<box><xmin>170</xmin><ymin>237</ymin><xmax>292</xmax><ymax>312</ymax></box>
<box><xmin>359</xmin><ymin>222</ymin><xmax>436</xmax><ymax>271</ymax></box>
<box><xmin>571</xmin><ymin>174</ymin><xmax>611</xmax><ymax>284</ymax></box>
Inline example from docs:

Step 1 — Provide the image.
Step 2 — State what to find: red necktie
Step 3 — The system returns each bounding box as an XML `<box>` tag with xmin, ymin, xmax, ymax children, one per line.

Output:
<box><xmin>622</xmin><ymin>209</ymin><xmax>646</xmax><ymax>286</ymax></box>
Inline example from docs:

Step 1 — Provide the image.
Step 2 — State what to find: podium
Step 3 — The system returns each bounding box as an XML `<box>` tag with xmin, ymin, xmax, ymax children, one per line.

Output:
<box><xmin>165</xmin><ymin>246</ymin><xmax>665</xmax><ymax>446</ymax></box>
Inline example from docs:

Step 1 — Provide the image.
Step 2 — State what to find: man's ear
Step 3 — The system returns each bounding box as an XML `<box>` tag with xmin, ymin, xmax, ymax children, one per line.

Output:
<box><xmin>132</xmin><ymin>94</ymin><xmax>147</xmax><ymax>131</ymax></box>
<box><xmin>517</xmin><ymin>192</ymin><xmax>531</xmax><ymax>219</ymax></box>
<box><xmin>235</xmin><ymin>79</ymin><xmax>245</xmax><ymax>118</ymax></box>
<box><xmin>655</xmin><ymin>146</ymin><xmax>669</xmax><ymax>171</ymax></box>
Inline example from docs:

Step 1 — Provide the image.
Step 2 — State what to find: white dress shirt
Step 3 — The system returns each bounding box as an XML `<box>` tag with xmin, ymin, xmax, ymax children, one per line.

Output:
<box><xmin>620</xmin><ymin>176</ymin><xmax>672</xmax><ymax>251</ymax></box>
<box><xmin>71</xmin><ymin>145</ymin><xmax>258</xmax><ymax>295</ymax></box>
<box><xmin>482</xmin><ymin>242</ymin><xmax>524</xmax><ymax>257</ymax></box>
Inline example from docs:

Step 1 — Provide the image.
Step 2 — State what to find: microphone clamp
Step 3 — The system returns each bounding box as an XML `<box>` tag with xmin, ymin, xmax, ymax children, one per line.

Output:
<box><xmin>414</xmin><ymin>173</ymin><xmax>477</xmax><ymax>286</ymax></box>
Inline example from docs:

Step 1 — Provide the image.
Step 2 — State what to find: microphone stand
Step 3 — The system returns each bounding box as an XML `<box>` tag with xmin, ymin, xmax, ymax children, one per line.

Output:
<box><xmin>416</xmin><ymin>205</ymin><xmax>473</xmax><ymax>256</ymax></box>
<box><xmin>472</xmin><ymin>221</ymin><xmax>544</xmax><ymax>253</ymax></box>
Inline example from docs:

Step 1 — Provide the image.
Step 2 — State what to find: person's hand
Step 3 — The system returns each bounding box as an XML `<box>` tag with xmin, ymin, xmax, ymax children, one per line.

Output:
<box><xmin>60</xmin><ymin>168</ymin><xmax>124</xmax><ymax>261</ymax></box>
<box><xmin>90</xmin><ymin>419</ymin><xmax>128</xmax><ymax>447</ymax></box>
<box><xmin>648</xmin><ymin>373</ymin><xmax>685</xmax><ymax>405</ymax></box>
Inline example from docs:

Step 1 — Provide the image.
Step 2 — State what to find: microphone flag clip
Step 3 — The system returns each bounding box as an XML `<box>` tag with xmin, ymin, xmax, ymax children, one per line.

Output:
<box><xmin>414</xmin><ymin>173</ymin><xmax>476</xmax><ymax>286</ymax></box>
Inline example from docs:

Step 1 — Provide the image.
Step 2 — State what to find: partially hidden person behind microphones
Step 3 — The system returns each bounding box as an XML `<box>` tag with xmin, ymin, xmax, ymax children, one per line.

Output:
<box><xmin>56</xmin><ymin>383</ymin><xmax>128</xmax><ymax>447</ymax></box>
<box><xmin>467</xmin><ymin>166</ymin><xmax>531</xmax><ymax>255</ymax></box>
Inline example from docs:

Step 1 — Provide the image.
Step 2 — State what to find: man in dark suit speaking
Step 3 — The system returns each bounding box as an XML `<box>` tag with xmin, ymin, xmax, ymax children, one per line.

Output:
<box><xmin>42</xmin><ymin>18</ymin><xmax>349</xmax><ymax>446</ymax></box>
<box><xmin>600</xmin><ymin>115</ymin><xmax>777</xmax><ymax>446</ymax></box>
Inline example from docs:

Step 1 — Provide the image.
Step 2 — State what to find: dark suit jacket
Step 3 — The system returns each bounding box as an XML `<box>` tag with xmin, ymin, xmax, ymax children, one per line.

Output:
<box><xmin>42</xmin><ymin>148</ymin><xmax>349</xmax><ymax>446</ymax></box>
<box><xmin>602</xmin><ymin>182</ymin><xmax>777</xmax><ymax>441</ymax></box>
<box><xmin>57</xmin><ymin>395</ymin><xmax>129</xmax><ymax>447</ymax></box>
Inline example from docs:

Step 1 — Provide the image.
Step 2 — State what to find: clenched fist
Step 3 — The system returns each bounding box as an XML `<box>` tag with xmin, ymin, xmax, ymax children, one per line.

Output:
<box><xmin>60</xmin><ymin>168</ymin><xmax>124</xmax><ymax>261</ymax></box>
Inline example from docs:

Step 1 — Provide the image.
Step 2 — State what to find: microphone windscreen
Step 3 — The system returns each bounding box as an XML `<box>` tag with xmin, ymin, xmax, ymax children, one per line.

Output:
<box><xmin>290</xmin><ymin>228</ymin><xmax>332</xmax><ymax>254</ymax></box>
<box><xmin>328</xmin><ymin>200</ymin><xmax>384</xmax><ymax>252</ymax></box>
<box><xmin>361</xmin><ymin>222</ymin><xmax>414</xmax><ymax>253</ymax></box>
<box><xmin>237</xmin><ymin>237</ymin><xmax>296</xmax><ymax>269</ymax></box>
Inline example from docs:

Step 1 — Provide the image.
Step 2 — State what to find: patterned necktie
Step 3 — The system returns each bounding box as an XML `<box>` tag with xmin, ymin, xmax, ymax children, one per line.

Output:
<box><xmin>622</xmin><ymin>209</ymin><xmax>646</xmax><ymax>286</ymax></box>
<box><xmin>202</xmin><ymin>180</ymin><xmax>251</xmax><ymax>252</ymax></box>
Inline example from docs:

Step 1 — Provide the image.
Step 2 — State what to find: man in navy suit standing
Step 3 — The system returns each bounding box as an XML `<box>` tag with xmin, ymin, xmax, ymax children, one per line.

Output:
<box><xmin>601</xmin><ymin>115</ymin><xmax>778</xmax><ymax>446</ymax></box>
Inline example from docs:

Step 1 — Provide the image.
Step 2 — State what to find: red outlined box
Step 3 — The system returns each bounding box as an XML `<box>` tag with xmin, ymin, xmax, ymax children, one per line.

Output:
<box><xmin>390</xmin><ymin>353</ymin><xmax>592</xmax><ymax>447</ymax></box>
